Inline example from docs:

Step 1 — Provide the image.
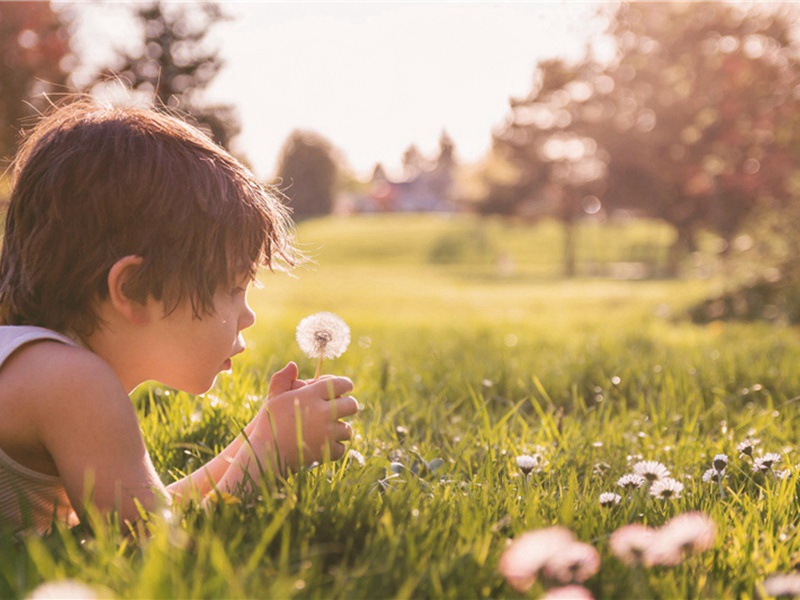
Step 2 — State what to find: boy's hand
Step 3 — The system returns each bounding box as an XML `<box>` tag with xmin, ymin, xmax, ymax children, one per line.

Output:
<box><xmin>261</xmin><ymin>362</ymin><xmax>357</xmax><ymax>470</ymax></box>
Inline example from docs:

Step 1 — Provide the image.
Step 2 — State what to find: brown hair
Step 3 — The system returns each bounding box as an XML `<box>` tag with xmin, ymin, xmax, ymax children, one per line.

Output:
<box><xmin>0</xmin><ymin>100</ymin><xmax>297</xmax><ymax>340</ymax></box>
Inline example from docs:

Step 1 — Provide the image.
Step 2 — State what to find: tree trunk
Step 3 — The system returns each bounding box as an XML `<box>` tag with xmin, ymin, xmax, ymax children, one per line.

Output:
<box><xmin>666</xmin><ymin>225</ymin><xmax>692</xmax><ymax>278</ymax></box>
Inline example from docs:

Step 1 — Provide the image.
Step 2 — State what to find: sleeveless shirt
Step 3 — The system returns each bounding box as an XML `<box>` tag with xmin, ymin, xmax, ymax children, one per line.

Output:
<box><xmin>0</xmin><ymin>326</ymin><xmax>80</xmax><ymax>533</ymax></box>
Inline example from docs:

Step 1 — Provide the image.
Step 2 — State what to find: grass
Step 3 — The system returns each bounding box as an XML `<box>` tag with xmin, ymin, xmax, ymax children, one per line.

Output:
<box><xmin>2</xmin><ymin>214</ymin><xmax>799</xmax><ymax>599</ymax></box>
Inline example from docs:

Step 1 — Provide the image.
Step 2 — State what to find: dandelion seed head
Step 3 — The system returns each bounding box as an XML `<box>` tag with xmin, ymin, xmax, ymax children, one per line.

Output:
<box><xmin>633</xmin><ymin>460</ymin><xmax>670</xmax><ymax>482</ymax></box>
<box><xmin>598</xmin><ymin>492</ymin><xmax>622</xmax><ymax>507</ymax></box>
<box><xmin>542</xmin><ymin>541</ymin><xmax>601</xmax><ymax>584</ymax></box>
<box><xmin>649</xmin><ymin>477</ymin><xmax>684</xmax><ymax>500</ymax></box>
<box><xmin>296</xmin><ymin>312</ymin><xmax>351</xmax><ymax>359</ymax></box>
<box><xmin>617</xmin><ymin>473</ymin><xmax>646</xmax><ymax>490</ymax></box>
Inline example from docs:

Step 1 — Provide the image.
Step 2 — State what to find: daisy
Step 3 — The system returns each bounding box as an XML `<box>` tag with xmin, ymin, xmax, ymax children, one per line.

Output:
<box><xmin>633</xmin><ymin>460</ymin><xmax>670</xmax><ymax>482</ymax></box>
<box><xmin>763</xmin><ymin>573</ymin><xmax>800</xmax><ymax>599</ymax></box>
<box><xmin>737</xmin><ymin>438</ymin><xmax>759</xmax><ymax>458</ymax></box>
<box><xmin>753</xmin><ymin>452</ymin><xmax>782</xmax><ymax>473</ymax></box>
<box><xmin>516</xmin><ymin>454</ymin><xmax>538</xmax><ymax>476</ymax></box>
<box><xmin>542</xmin><ymin>541</ymin><xmax>601</xmax><ymax>584</ymax></box>
<box><xmin>498</xmin><ymin>527</ymin><xmax>576</xmax><ymax>592</ymax></box>
<box><xmin>702</xmin><ymin>468</ymin><xmax>723</xmax><ymax>483</ymax></box>
<box><xmin>649</xmin><ymin>478</ymin><xmax>684</xmax><ymax>500</ymax></box>
<box><xmin>296</xmin><ymin>312</ymin><xmax>351</xmax><ymax>378</ymax></box>
<box><xmin>609</xmin><ymin>524</ymin><xmax>658</xmax><ymax>566</ymax></box>
<box><xmin>542</xmin><ymin>586</ymin><xmax>594</xmax><ymax>600</ymax></box>
<box><xmin>347</xmin><ymin>449</ymin><xmax>365</xmax><ymax>467</ymax></box>
<box><xmin>659</xmin><ymin>512</ymin><xmax>716</xmax><ymax>554</ymax></box>
<box><xmin>599</xmin><ymin>492</ymin><xmax>622</xmax><ymax>507</ymax></box>
<box><xmin>617</xmin><ymin>473</ymin><xmax>646</xmax><ymax>490</ymax></box>
<box><xmin>28</xmin><ymin>580</ymin><xmax>100</xmax><ymax>600</ymax></box>
<box><xmin>712</xmin><ymin>454</ymin><xmax>728</xmax><ymax>472</ymax></box>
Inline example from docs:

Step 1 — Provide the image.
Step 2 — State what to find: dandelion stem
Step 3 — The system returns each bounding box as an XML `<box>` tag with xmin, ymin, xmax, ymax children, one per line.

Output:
<box><xmin>314</xmin><ymin>353</ymin><xmax>324</xmax><ymax>380</ymax></box>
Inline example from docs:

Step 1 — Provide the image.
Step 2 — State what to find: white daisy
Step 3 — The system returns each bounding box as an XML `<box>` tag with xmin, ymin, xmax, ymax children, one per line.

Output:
<box><xmin>617</xmin><ymin>473</ymin><xmax>646</xmax><ymax>490</ymax></box>
<box><xmin>633</xmin><ymin>460</ymin><xmax>670</xmax><ymax>482</ymax></box>
<box><xmin>541</xmin><ymin>541</ymin><xmax>601</xmax><ymax>584</ymax></box>
<box><xmin>753</xmin><ymin>452</ymin><xmax>782</xmax><ymax>473</ymax></box>
<box><xmin>649</xmin><ymin>478</ymin><xmax>684</xmax><ymax>499</ymax></box>
<box><xmin>712</xmin><ymin>454</ymin><xmax>728</xmax><ymax>472</ymax></box>
<box><xmin>764</xmin><ymin>573</ymin><xmax>800</xmax><ymax>599</ymax></box>
<box><xmin>609</xmin><ymin>524</ymin><xmax>658</xmax><ymax>566</ymax></box>
<box><xmin>737</xmin><ymin>438</ymin><xmax>759</xmax><ymax>458</ymax></box>
<box><xmin>598</xmin><ymin>492</ymin><xmax>622</xmax><ymax>507</ymax></box>
<box><xmin>498</xmin><ymin>527</ymin><xmax>577</xmax><ymax>592</ymax></box>
<box><xmin>516</xmin><ymin>454</ymin><xmax>538</xmax><ymax>476</ymax></box>
<box><xmin>702</xmin><ymin>468</ymin><xmax>723</xmax><ymax>483</ymax></box>
<box><xmin>347</xmin><ymin>449</ymin><xmax>365</xmax><ymax>466</ymax></box>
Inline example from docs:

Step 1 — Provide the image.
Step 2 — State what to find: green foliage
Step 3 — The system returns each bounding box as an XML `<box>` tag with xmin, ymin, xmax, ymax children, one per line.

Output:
<box><xmin>3</xmin><ymin>215</ymin><xmax>799</xmax><ymax>599</ymax></box>
<box><xmin>275</xmin><ymin>131</ymin><xmax>339</xmax><ymax>221</ymax></box>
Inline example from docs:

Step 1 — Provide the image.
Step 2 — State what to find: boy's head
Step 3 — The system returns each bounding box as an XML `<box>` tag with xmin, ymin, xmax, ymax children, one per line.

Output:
<box><xmin>0</xmin><ymin>100</ymin><xmax>296</xmax><ymax>340</ymax></box>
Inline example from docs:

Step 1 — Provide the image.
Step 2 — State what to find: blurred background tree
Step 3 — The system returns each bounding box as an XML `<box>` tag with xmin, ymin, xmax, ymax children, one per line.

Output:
<box><xmin>274</xmin><ymin>130</ymin><xmax>339</xmax><ymax>221</ymax></box>
<box><xmin>483</xmin><ymin>1</ymin><xmax>799</xmax><ymax>280</ymax></box>
<box><xmin>0</xmin><ymin>2</ymin><xmax>72</xmax><ymax>167</ymax></box>
<box><xmin>87</xmin><ymin>1</ymin><xmax>240</xmax><ymax>150</ymax></box>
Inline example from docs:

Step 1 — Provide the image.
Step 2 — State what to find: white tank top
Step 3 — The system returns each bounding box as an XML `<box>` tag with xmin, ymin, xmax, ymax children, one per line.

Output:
<box><xmin>0</xmin><ymin>326</ymin><xmax>80</xmax><ymax>533</ymax></box>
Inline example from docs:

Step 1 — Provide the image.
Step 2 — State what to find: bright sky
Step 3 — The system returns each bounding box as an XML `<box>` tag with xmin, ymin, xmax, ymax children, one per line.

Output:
<box><xmin>67</xmin><ymin>2</ymin><xmax>610</xmax><ymax>179</ymax></box>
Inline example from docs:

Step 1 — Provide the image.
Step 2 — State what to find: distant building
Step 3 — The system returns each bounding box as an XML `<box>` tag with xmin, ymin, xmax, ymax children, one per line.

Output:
<box><xmin>353</xmin><ymin>133</ymin><xmax>458</xmax><ymax>213</ymax></box>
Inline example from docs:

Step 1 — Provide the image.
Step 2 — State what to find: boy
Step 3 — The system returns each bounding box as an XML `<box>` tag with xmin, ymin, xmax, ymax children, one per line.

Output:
<box><xmin>0</xmin><ymin>101</ymin><xmax>357</xmax><ymax>533</ymax></box>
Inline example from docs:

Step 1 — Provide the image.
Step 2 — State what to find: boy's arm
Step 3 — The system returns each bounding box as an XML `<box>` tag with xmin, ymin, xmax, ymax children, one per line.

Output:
<box><xmin>14</xmin><ymin>343</ymin><xmax>170</xmax><ymax>523</ymax></box>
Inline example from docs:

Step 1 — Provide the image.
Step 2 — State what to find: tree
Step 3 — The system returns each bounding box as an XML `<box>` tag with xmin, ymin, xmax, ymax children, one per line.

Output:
<box><xmin>274</xmin><ymin>130</ymin><xmax>339</xmax><ymax>221</ymax></box>
<box><xmin>0</xmin><ymin>2</ymin><xmax>71</xmax><ymax>164</ymax></box>
<box><xmin>483</xmin><ymin>2</ymin><xmax>799</xmax><ymax>276</ymax></box>
<box><xmin>89</xmin><ymin>2</ymin><xmax>239</xmax><ymax>149</ymax></box>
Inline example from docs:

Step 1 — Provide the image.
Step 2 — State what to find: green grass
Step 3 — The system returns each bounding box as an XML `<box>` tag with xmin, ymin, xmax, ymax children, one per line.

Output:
<box><xmin>2</xmin><ymin>214</ymin><xmax>799</xmax><ymax>599</ymax></box>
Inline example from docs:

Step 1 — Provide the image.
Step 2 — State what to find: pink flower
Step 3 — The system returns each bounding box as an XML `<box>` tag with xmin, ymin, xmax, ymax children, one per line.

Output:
<box><xmin>498</xmin><ymin>527</ymin><xmax>576</xmax><ymax>592</ymax></box>
<box><xmin>647</xmin><ymin>512</ymin><xmax>716</xmax><ymax>566</ymax></box>
<box><xmin>609</xmin><ymin>524</ymin><xmax>658</xmax><ymax>566</ymax></box>
<box><xmin>542</xmin><ymin>542</ymin><xmax>601</xmax><ymax>584</ymax></box>
<box><xmin>763</xmin><ymin>573</ymin><xmax>800</xmax><ymax>598</ymax></box>
<box><xmin>542</xmin><ymin>585</ymin><xmax>595</xmax><ymax>600</ymax></box>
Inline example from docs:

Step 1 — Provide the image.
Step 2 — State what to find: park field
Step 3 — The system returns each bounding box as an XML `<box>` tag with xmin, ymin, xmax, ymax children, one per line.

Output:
<box><xmin>3</xmin><ymin>214</ymin><xmax>800</xmax><ymax>599</ymax></box>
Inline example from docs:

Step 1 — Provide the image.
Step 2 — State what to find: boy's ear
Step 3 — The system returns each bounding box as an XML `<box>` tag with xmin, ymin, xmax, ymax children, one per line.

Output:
<box><xmin>107</xmin><ymin>255</ymin><xmax>151</xmax><ymax>325</ymax></box>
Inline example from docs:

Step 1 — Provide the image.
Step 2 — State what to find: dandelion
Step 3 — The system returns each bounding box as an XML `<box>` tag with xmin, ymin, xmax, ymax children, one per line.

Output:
<box><xmin>296</xmin><ymin>312</ymin><xmax>351</xmax><ymax>379</ymax></box>
<box><xmin>516</xmin><ymin>454</ymin><xmax>538</xmax><ymax>476</ymax></box>
<box><xmin>542</xmin><ymin>542</ymin><xmax>601</xmax><ymax>584</ymax></box>
<box><xmin>649</xmin><ymin>477</ymin><xmax>683</xmax><ymax>500</ymax></box>
<box><xmin>599</xmin><ymin>492</ymin><xmax>622</xmax><ymax>507</ymax></box>
<box><xmin>498</xmin><ymin>527</ymin><xmax>576</xmax><ymax>592</ymax></box>
<box><xmin>609</xmin><ymin>524</ymin><xmax>658</xmax><ymax>566</ymax></box>
<box><xmin>542</xmin><ymin>586</ymin><xmax>594</xmax><ymax>600</ymax></box>
<box><xmin>617</xmin><ymin>473</ymin><xmax>646</xmax><ymax>490</ymax></box>
<box><xmin>633</xmin><ymin>460</ymin><xmax>670</xmax><ymax>482</ymax></box>
<box><xmin>712</xmin><ymin>454</ymin><xmax>728</xmax><ymax>472</ymax></box>
<box><xmin>737</xmin><ymin>438</ymin><xmax>759</xmax><ymax>458</ymax></box>
<box><xmin>763</xmin><ymin>573</ymin><xmax>800</xmax><ymax>599</ymax></box>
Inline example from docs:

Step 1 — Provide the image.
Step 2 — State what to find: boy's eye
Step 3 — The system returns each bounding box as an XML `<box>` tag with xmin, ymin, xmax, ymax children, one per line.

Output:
<box><xmin>230</xmin><ymin>286</ymin><xmax>245</xmax><ymax>296</ymax></box>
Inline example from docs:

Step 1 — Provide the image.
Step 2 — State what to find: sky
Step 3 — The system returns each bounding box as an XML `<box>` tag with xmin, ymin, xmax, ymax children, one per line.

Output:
<box><xmin>66</xmin><ymin>2</ymin><xmax>611</xmax><ymax>180</ymax></box>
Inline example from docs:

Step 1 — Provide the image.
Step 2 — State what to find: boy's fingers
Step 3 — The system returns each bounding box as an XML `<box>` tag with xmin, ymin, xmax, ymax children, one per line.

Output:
<box><xmin>332</xmin><ymin>421</ymin><xmax>353</xmax><ymax>441</ymax></box>
<box><xmin>268</xmin><ymin>362</ymin><xmax>298</xmax><ymax>397</ymax></box>
<box><xmin>307</xmin><ymin>376</ymin><xmax>354</xmax><ymax>399</ymax></box>
<box><xmin>331</xmin><ymin>396</ymin><xmax>359</xmax><ymax>419</ymax></box>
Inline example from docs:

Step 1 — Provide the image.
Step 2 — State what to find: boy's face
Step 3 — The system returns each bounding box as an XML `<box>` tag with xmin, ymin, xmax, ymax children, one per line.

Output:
<box><xmin>147</xmin><ymin>274</ymin><xmax>257</xmax><ymax>394</ymax></box>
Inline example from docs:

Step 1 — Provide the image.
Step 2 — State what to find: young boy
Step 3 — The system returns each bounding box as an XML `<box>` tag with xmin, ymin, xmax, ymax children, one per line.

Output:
<box><xmin>0</xmin><ymin>101</ymin><xmax>357</xmax><ymax>534</ymax></box>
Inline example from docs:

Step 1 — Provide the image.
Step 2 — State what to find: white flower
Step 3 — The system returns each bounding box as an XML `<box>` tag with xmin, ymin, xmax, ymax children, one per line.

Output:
<box><xmin>609</xmin><ymin>524</ymin><xmax>658</xmax><ymax>566</ymax></box>
<box><xmin>498</xmin><ymin>527</ymin><xmax>576</xmax><ymax>592</ymax></box>
<box><xmin>296</xmin><ymin>312</ymin><xmax>351</xmax><ymax>360</ymax></box>
<box><xmin>27</xmin><ymin>580</ymin><xmax>99</xmax><ymax>599</ymax></box>
<box><xmin>598</xmin><ymin>492</ymin><xmax>621</xmax><ymax>507</ymax></box>
<box><xmin>516</xmin><ymin>454</ymin><xmax>538</xmax><ymax>475</ymax></box>
<box><xmin>649</xmin><ymin>477</ymin><xmax>684</xmax><ymax>499</ymax></box>
<box><xmin>633</xmin><ymin>460</ymin><xmax>670</xmax><ymax>482</ymax></box>
<box><xmin>712</xmin><ymin>454</ymin><xmax>728</xmax><ymax>472</ymax></box>
<box><xmin>737</xmin><ymin>438</ymin><xmax>759</xmax><ymax>458</ymax></box>
<box><xmin>347</xmin><ymin>449</ymin><xmax>365</xmax><ymax>466</ymax></box>
<box><xmin>702</xmin><ymin>468</ymin><xmax>723</xmax><ymax>483</ymax></box>
<box><xmin>753</xmin><ymin>452</ymin><xmax>782</xmax><ymax>473</ymax></box>
<box><xmin>764</xmin><ymin>573</ymin><xmax>800</xmax><ymax>598</ymax></box>
<box><xmin>652</xmin><ymin>512</ymin><xmax>715</xmax><ymax>563</ymax></box>
<box><xmin>542</xmin><ymin>586</ymin><xmax>594</xmax><ymax>600</ymax></box>
<box><xmin>616</xmin><ymin>473</ymin><xmax>645</xmax><ymax>490</ymax></box>
<box><xmin>541</xmin><ymin>541</ymin><xmax>601</xmax><ymax>584</ymax></box>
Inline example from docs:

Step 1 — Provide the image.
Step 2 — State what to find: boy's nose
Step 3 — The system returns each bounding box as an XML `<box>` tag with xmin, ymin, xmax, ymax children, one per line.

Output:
<box><xmin>240</xmin><ymin>302</ymin><xmax>256</xmax><ymax>330</ymax></box>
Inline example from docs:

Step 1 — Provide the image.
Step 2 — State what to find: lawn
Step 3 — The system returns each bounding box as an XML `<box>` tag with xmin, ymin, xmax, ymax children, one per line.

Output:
<box><xmin>2</xmin><ymin>214</ymin><xmax>799</xmax><ymax>599</ymax></box>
